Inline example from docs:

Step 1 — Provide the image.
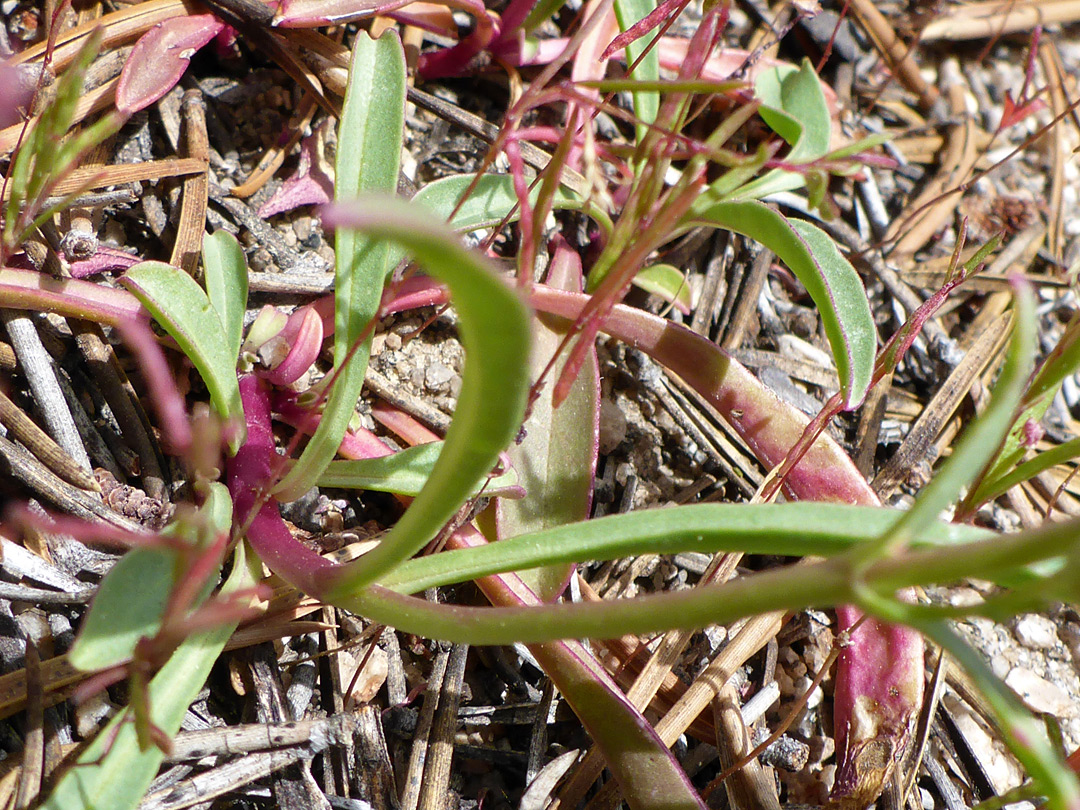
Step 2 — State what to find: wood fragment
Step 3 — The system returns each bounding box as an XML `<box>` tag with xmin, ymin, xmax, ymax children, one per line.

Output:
<box><xmin>169</xmin><ymin>89</ymin><xmax>210</xmax><ymax>275</ymax></box>
<box><xmin>71</xmin><ymin>321</ymin><xmax>168</xmax><ymax>501</ymax></box>
<box><xmin>0</xmin><ymin>387</ymin><xmax>99</xmax><ymax>491</ymax></box>
<box><xmin>848</xmin><ymin>0</ymin><xmax>940</xmax><ymax>112</ymax></box>
<box><xmin>417</xmin><ymin>643</ymin><xmax>468</xmax><ymax>810</ymax></box>
<box><xmin>712</xmin><ymin>682</ymin><xmax>781</xmax><ymax>810</ymax></box>
<box><xmin>2</xmin><ymin>311</ymin><xmax>93</xmax><ymax>477</ymax></box>
<box><xmin>920</xmin><ymin>0</ymin><xmax>1080</xmax><ymax>42</ymax></box>
<box><xmin>14</xmin><ymin>640</ymin><xmax>43</xmax><ymax>810</ymax></box>
<box><xmin>873</xmin><ymin>311</ymin><xmax>1012</xmax><ymax>499</ymax></box>
<box><xmin>401</xmin><ymin>641</ymin><xmax>451</xmax><ymax>810</ymax></box>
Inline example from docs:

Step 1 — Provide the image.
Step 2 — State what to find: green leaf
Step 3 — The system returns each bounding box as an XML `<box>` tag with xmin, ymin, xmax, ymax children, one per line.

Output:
<box><xmin>632</xmin><ymin>263</ymin><xmax>693</xmax><ymax>313</ymax></box>
<box><xmin>317</xmin><ymin>195</ymin><xmax>531</xmax><ymax>597</ymax></box>
<box><xmin>968</xmin><ymin>310</ymin><xmax>1080</xmax><ymax>509</ymax></box>
<box><xmin>317</xmin><ymin>442</ymin><xmax>520</xmax><ymax>497</ymax></box>
<box><xmin>862</xmin><ymin>284</ymin><xmax>1035</xmax><ymax>559</ymax></box>
<box><xmin>411</xmin><ymin>172</ymin><xmax>613</xmax><ymax>236</ymax></box>
<box><xmin>121</xmin><ymin>261</ymin><xmax>245</xmax><ymax>450</ymax></box>
<box><xmin>378</xmin><ymin>502</ymin><xmax>996</xmax><ymax>593</ymax></box>
<box><xmin>683</xmin><ymin>201</ymin><xmax>875</xmax><ymax>407</ymax></box>
<box><xmin>68</xmin><ymin>547</ymin><xmax>177</xmax><ymax>672</ymax></box>
<box><xmin>43</xmin><ymin>487</ymin><xmax>251</xmax><ymax>810</ymax></box>
<box><xmin>491</xmin><ymin>253</ymin><xmax>598</xmax><ymax>600</ymax></box>
<box><xmin>731</xmin><ymin>59</ymin><xmax>832</xmax><ymax>201</ymax></box>
<box><xmin>274</xmin><ymin>31</ymin><xmax>406</xmax><ymax>502</ymax></box>
<box><xmin>613</xmin><ymin>0</ymin><xmax>660</xmax><ymax>135</ymax></box>
<box><xmin>202</xmin><ymin>230</ymin><xmax>249</xmax><ymax>364</ymax></box>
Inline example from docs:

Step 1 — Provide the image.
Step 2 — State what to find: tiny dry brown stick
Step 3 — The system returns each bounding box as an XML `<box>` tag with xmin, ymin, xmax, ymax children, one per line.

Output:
<box><xmin>170</xmin><ymin>90</ymin><xmax>210</xmax><ymax>275</ymax></box>
<box><xmin>0</xmin><ymin>159</ymin><xmax>209</xmax><ymax>203</ymax></box>
<box><xmin>712</xmin><ymin>683</ymin><xmax>781</xmax><ymax>810</ymax></box>
<box><xmin>0</xmin><ymin>653</ymin><xmax>83</xmax><ymax>721</ymax></box>
<box><xmin>367</xmin><ymin>368</ymin><xmax>451</xmax><ymax>435</ymax></box>
<box><xmin>848</xmin><ymin>0</ymin><xmax>940</xmax><ymax>112</ymax></box>
<box><xmin>354</xmin><ymin>704</ymin><xmax>398</xmax><ymax>810</ymax></box>
<box><xmin>164</xmin><ymin>716</ymin><xmax>357</xmax><ymax>763</ymax></box>
<box><xmin>721</xmin><ymin>247</ymin><xmax>773</xmax><ymax>352</ymax></box>
<box><xmin>920</xmin><ymin>0</ymin><xmax>1080</xmax><ymax>41</ymax></box>
<box><xmin>232</xmin><ymin>93</ymin><xmax>320</xmax><ymax>199</ymax></box>
<box><xmin>0</xmin><ymin>387</ymin><xmax>99</xmax><ymax>491</ymax></box>
<box><xmin>247</xmin><ymin>272</ymin><xmax>334</xmax><ymax>295</ymax></box>
<box><xmin>400</xmin><ymin>642</ymin><xmax>451</xmax><ymax>810</ymax></box>
<box><xmin>886</xmin><ymin>63</ymin><xmax>981</xmax><ymax>257</ymax></box>
<box><xmin>0</xmin><ymin>432</ymin><xmax>139</xmax><ymax>530</ymax></box>
<box><xmin>13</xmin><ymin>640</ymin><xmax>44</xmax><ymax>810</ymax></box>
<box><xmin>71</xmin><ymin>321</ymin><xmax>168</xmax><ymax>501</ymax></box>
<box><xmin>1038</xmin><ymin>40</ymin><xmax>1071</xmax><ymax>265</ymax></box>
<box><xmin>140</xmin><ymin>745</ymin><xmax>342</xmax><ymax>810</ymax></box>
<box><xmin>873</xmin><ymin>310</ymin><xmax>1012</xmax><ymax>499</ymax></box>
<box><xmin>417</xmin><ymin>643</ymin><xmax>468</xmax><ymax>810</ymax></box>
<box><xmin>1</xmin><ymin>311</ymin><xmax>93</xmax><ymax>478</ymax></box>
<box><xmin>853</xmin><ymin>371</ymin><xmax>892</xmax><ymax>478</ymax></box>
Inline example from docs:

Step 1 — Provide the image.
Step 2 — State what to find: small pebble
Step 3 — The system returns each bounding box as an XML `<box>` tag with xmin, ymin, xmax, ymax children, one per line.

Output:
<box><xmin>598</xmin><ymin>399</ymin><xmax>627</xmax><ymax>454</ymax></box>
<box><xmin>1013</xmin><ymin>614</ymin><xmax>1058</xmax><ymax>650</ymax></box>
<box><xmin>1005</xmin><ymin>667</ymin><xmax>1074</xmax><ymax>716</ymax></box>
<box><xmin>425</xmin><ymin>361</ymin><xmax>454</xmax><ymax>391</ymax></box>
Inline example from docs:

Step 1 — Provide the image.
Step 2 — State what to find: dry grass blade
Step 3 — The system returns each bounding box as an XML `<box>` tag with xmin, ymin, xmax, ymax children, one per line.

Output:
<box><xmin>873</xmin><ymin>311</ymin><xmax>1013</xmax><ymax>499</ymax></box>
<box><xmin>0</xmin><ymin>159</ymin><xmax>208</xmax><ymax>203</ymax></box>
<box><xmin>169</xmin><ymin>90</ymin><xmax>210</xmax><ymax>275</ymax></box>
<box><xmin>0</xmin><ymin>80</ymin><xmax>118</xmax><ymax>158</ymax></box>
<box><xmin>920</xmin><ymin>0</ymin><xmax>1080</xmax><ymax>42</ymax></box>
<box><xmin>886</xmin><ymin>63</ymin><xmax>982</xmax><ymax>257</ymax></box>
<box><xmin>848</xmin><ymin>0</ymin><xmax>940</xmax><ymax>111</ymax></box>
<box><xmin>1037</xmin><ymin>40</ymin><xmax>1072</xmax><ymax>265</ymax></box>
<box><xmin>0</xmin><ymin>387</ymin><xmax>99</xmax><ymax>491</ymax></box>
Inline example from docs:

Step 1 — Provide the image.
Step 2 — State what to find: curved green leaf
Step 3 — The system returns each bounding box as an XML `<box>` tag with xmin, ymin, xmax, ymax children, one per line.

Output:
<box><xmin>68</xmin><ymin>547</ymin><xmax>176</xmax><ymax>672</ymax></box>
<box><xmin>202</xmin><ymin>230</ymin><xmax>249</xmax><ymax>364</ymax></box>
<box><xmin>379</xmin><ymin>502</ymin><xmax>996</xmax><ymax>593</ymax></box>
<box><xmin>317</xmin><ymin>441</ymin><xmax>520</xmax><ymax>497</ymax></box>
<box><xmin>318</xmin><ymin>195</ymin><xmax>531</xmax><ymax>596</ymax></box>
<box><xmin>411</xmin><ymin>172</ymin><xmax>613</xmax><ymax>236</ymax></box>
<box><xmin>274</xmin><ymin>30</ymin><xmax>405</xmax><ymax>502</ymax></box>
<box><xmin>732</xmin><ymin>58</ymin><xmax>832</xmax><ymax>201</ymax></box>
<box><xmin>683</xmin><ymin>200</ymin><xmax>875</xmax><ymax>407</ymax></box>
<box><xmin>121</xmin><ymin>261</ymin><xmax>245</xmax><ymax>450</ymax></box>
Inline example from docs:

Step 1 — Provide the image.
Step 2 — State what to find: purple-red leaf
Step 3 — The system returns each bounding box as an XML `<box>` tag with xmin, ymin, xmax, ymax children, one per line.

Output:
<box><xmin>257</xmin><ymin>126</ymin><xmax>334</xmax><ymax>218</ymax></box>
<box><xmin>116</xmin><ymin>15</ymin><xmax>225</xmax><ymax>114</ymax></box>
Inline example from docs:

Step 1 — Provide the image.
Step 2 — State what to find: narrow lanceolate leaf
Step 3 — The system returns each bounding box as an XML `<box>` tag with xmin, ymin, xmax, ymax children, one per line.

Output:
<box><xmin>121</xmin><ymin>261</ymin><xmax>245</xmax><ymax>449</ymax></box>
<box><xmin>317</xmin><ymin>441</ymin><xmax>521</xmax><ymax>498</ymax></box>
<box><xmin>202</xmin><ymin>230</ymin><xmax>249</xmax><ymax>366</ymax></box>
<box><xmin>116</xmin><ymin>15</ymin><xmax>225</xmax><ymax>114</ymax></box>
<box><xmin>492</xmin><ymin>240</ymin><xmax>598</xmax><ymax>600</ymax></box>
<box><xmin>317</xmin><ymin>195</ymin><xmax>531</xmax><ymax>596</ymax></box>
<box><xmin>684</xmin><ymin>201</ymin><xmax>875</xmax><ymax>408</ymax></box>
<box><xmin>68</xmin><ymin>547</ymin><xmax>176</xmax><ymax>671</ymax></box>
<box><xmin>410</xmin><ymin>172</ymin><xmax>611</xmax><ymax>236</ymax></box>
<box><xmin>612</xmin><ymin>0</ymin><xmax>660</xmax><ymax>134</ymax></box>
<box><xmin>730</xmin><ymin>58</ymin><xmax>832</xmax><ymax>201</ymax></box>
<box><xmin>43</xmin><ymin>488</ymin><xmax>250</xmax><ymax>810</ymax></box>
<box><xmin>274</xmin><ymin>31</ymin><xmax>405</xmax><ymax>502</ymax></box>
<box><xmin>633</xmin><ymin>263</ymin><xmax>693</xmax><ymax>314</ymax></box>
